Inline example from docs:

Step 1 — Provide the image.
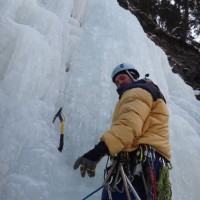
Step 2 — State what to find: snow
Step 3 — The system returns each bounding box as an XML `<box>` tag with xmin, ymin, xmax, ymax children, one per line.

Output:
<box><xmin>194</xmin><ymin>90</ymin><xmax>200</xmax><ymax>95</ymax></box>
<box><xmin>0</xmin><ymin>0</ymin><xmax>200</xmax><ymax>200</ymax></box>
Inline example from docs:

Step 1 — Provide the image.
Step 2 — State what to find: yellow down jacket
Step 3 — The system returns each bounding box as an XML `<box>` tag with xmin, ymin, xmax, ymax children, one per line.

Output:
<box><xmin>101</xmin><ymin>84</ymin><xmax>171</xmax><ymax>161</ymax></box>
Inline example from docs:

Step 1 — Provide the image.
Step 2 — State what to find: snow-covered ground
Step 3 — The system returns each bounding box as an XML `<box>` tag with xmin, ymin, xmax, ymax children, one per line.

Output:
<box><xmin>0</xmin><ymin>0</ymin><xmax>200</xmax><ymax>199</ymax></box>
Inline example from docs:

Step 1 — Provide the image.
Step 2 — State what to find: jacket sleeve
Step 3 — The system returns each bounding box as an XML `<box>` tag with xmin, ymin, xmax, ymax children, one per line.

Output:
<box><xmin>101</xmin><ymin>88</ymin><xmax>153</xmax><ymax>155</ymax></box>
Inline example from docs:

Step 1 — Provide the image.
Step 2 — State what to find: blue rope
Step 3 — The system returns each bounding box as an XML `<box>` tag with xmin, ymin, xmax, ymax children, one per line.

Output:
<box><xmin>81</xmin><ymin>185</ymin><xmax>104</xmax><ymax>200</ymax></box>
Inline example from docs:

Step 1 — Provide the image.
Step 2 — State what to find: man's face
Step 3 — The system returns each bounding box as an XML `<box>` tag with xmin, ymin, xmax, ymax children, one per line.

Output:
<box><xmin>114</xmin><ymin>73</ymin><xmax>133</xmax><ymax>88</ymax></box>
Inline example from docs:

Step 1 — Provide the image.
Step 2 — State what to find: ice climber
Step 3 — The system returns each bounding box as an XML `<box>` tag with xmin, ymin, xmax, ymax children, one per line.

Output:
<box><xmin>74</xmin><ymin>63</ymin><xmax>172</xmax><ymax>200</ymax></box>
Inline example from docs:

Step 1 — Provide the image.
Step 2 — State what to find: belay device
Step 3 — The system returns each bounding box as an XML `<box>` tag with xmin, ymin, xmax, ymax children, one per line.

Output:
<box><xmin>52</xmin><ymin>107</ymin><xmax>65</xmax><ymax>152</ymax></box>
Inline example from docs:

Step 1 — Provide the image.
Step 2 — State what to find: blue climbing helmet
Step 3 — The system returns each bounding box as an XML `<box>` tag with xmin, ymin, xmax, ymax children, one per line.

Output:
<box><xmin>111</xmin><ymin>63</ymin><xmax>140</xmax><ymax>82</ymax></box>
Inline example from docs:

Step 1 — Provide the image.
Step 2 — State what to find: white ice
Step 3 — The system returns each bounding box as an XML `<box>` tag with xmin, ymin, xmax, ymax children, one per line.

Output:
<box><xmin>0</xmin><ymin>0</ymin><xmax>200</xmax><ymax>200</ymax></box>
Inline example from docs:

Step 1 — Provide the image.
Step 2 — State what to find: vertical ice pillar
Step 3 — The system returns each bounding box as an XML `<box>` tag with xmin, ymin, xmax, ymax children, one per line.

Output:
<box><xmin>65</xmin><ymin>0</ymin><xmax>88</xmax><ymax>71</ymax></box>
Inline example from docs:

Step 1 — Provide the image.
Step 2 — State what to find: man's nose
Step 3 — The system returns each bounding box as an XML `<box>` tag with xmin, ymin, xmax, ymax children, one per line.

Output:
<box><xmin>117</xmin><ymin>80</ymin><xmax>125</xmax><ymax>87</ymax></box>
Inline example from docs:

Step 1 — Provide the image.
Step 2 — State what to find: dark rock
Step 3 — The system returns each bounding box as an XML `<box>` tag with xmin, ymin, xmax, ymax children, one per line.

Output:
<box><xmin>117</xmin><ymin>0</ymin><xmax>200</xmax><ymax>100</ymax></box>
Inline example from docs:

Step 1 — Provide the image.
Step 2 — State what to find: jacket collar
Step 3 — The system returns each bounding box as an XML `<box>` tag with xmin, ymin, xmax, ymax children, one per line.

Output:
<box><xmin>116</xmin><ymin>79</ymin><xmax>146</xmax><ymax>97</ymax></box>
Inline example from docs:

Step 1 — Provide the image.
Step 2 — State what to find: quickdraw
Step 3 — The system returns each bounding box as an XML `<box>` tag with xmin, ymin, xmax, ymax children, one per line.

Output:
<box><xmin>52</xmin><ymin>107</ymin><xmax>65</xmax><ymax>152</ymax></box>
<box><xmin>147</xmin><ymin>146</ymin><xmax>157</xmax><ymax>200</ymax></box>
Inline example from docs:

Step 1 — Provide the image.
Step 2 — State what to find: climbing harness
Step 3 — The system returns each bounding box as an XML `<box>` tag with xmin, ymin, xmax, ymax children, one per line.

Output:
<box><xmin>52</xmin><ymin>107</ymin><xmax>65</xmax><ymax>152</ymax></box>
<box><xmin>103</xmin><ymin>153</ymin><xmax>141</xmax><ymax>200</ymax></box>
<box><xmin>81</xmin><ymin>146</ymin><xmax>172</xmax><ymax>200</ymax></box>
<box><xmin>81</xmin><ymin>153</ymin><xmax>141</xmax><ymax>200</ymax></box>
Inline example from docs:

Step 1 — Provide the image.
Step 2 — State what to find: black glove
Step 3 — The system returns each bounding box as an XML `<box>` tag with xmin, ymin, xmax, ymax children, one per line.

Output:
<box><xmin>73</xmin><ymin>157</ymin><xmax>98</xmax><ymax>177</ymax></box>
<box><xmin>73</xmin><ymin>141</ymin><xmax>109</xmax><ymax>177</ymax></box>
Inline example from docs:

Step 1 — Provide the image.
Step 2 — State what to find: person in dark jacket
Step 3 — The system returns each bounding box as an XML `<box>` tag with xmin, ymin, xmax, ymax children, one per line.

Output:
<box><xmin>74</xmin><ymin>63</ymin><xmax>172</xmax><ymax>200</ymax></box>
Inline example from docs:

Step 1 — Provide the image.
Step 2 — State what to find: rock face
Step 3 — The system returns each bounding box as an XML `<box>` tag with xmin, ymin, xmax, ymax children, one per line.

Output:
<box><xmin>118</xmin><ymin>0</ymin><xmax>200</xmax><ymax>100</ymax></box>
<box><xmin>150</xmin><ymin>30</ymin><xmax>200</xmax><ymax>100</ymax></box>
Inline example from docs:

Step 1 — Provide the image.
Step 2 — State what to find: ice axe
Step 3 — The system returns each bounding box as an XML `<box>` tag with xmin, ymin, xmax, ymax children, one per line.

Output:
<box><xmin>52</xmin><ymin>107</ymin><xmax>65</xmax><ymax>152</ymax></box>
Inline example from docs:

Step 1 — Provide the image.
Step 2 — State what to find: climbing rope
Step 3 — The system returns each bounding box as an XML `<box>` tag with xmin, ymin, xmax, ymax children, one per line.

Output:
<box><xmin>157</xmin><ymin>166</ymin><xmax>172</xmax><ymax>200</ymax></box>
